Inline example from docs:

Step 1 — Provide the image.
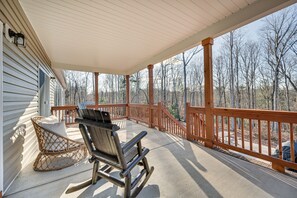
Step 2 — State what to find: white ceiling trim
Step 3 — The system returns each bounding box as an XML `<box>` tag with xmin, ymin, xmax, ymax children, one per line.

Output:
<box><xmin>52</xmin><ymin>62</ymin><xmax>126</xmax><ymax>75</ymax></box>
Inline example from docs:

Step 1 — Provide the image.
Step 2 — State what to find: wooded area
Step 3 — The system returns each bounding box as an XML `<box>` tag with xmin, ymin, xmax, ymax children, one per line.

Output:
<box><xmin>64</xmin><ymin>5</ymin><xmax>297</xmax><ymax>121</ymax></box>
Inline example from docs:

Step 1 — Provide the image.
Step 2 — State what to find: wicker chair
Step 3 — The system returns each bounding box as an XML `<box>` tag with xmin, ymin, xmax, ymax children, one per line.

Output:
<box><xmin>31</xmin><ymin>116</ymin><xmax>87</xmax><ymax>171</ymax></box>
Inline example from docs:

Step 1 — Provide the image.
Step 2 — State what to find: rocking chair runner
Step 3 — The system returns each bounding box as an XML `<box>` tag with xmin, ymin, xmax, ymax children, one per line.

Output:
<box><xmin>72</xmin><ymin>110</ymin><xmax>154</xmax><ymax>197</ymax></box>
<box><xmin>31</xmin><ymin>116</ymin><xmax>87</xmax><ymax>171</ymax></box>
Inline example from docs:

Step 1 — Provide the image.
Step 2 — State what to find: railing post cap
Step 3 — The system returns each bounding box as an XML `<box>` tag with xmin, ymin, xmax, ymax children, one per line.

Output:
<box><xmin>147</xmin><ymin>64</ymin><xmax>154</xmax><ymax>70</ymax></box>
<box><xmin>202</xmin><ymin>37</ymin><xmax>214</xmax><ymax>46</ymax></box>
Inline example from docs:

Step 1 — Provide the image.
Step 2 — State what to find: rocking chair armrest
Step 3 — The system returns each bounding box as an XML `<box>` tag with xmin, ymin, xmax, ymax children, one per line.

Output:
<box><xmin>120</xmin><ymin>148</ymin><xmax>149</xmax><ymax>177</ymax></box>
<box><xmin>122</xmin><ymin>131</ymin><xmax>147</xmax><ymax>154</ymax></box>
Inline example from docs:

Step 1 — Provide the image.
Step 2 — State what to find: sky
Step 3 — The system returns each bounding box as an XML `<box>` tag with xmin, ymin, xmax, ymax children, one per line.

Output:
<box><xmin>214</xmin><ymin>18</ymin><xmax>264</xmax><ymax>52</ymax></box>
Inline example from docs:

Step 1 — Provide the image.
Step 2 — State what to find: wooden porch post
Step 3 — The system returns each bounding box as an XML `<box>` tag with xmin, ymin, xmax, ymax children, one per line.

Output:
<box><xmin>202</xmin><ymin>37</ymin><xmax>214</xmax><ymax>148</ymax></box>
<box><xmin>148</xmin><ymin>64</ymin><xmax>154</xmax><ymax>128</ymax></box>
<box><xmin>126</xmin><ymin>75</ymin><xmax>130</xmax><ymax>119</ymax></box>
<box><xmin>94</xmin><ymin>72</ymin><xmax>99</xmax><ymax>109</ymax></box>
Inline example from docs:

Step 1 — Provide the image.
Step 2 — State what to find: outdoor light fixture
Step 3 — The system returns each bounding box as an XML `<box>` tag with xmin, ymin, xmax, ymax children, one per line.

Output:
<box><xmin>8</xmin><ymin>28</ymin><xmax>26</xmax><ymax>47</ymax></box>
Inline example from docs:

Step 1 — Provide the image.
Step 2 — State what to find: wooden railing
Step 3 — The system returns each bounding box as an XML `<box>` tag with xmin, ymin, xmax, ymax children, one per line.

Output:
<box><xmin>51</xmin><ymin>105</ymin><xmax>78</xmax><ymax>125</ymax></box>
<box><xmin>129</xmin><ymin>104</ymin><xmax>150</xmax><ymax>124</ymax></box>
<box><xmin>51</xmin><ymin>104</ymin><xmax>127</xmax><ymax>125</ymax></box>
<box><xmin>187</xmin><ymin>104</ymin><xmax>297</xmax><ymax>171</ymax></box>
<box><xmin>159</xmin><ymin>104</ymin><xmax>186</xmax><ymax>138</ymax></box>
<box><xmin>51</xmin><ymin>103</ymin><xmax>297</xmax><ymax>171</ymax></box>
<box><xmin>187</xmin><ymin>106</ymin><xmax>206</xmax><ymax>142</ymax></box>
<box><xmin>51</xmin><ymin>103</ymin><xmax>186</xmax><ymax>137</ymax></box>
<box><xmin>87</xmin><ymin>104</ymin><xmax>127</xmax><ymax>120</ymax></box>
<box><xmin>128</xmin><ymin>103</ymin><xmax>186</xmax><ymax>138</ymax></box>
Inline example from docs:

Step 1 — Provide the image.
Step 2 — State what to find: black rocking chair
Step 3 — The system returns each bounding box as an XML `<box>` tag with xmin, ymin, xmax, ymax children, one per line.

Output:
<box><xmin>67</xmin><ymin>109</ymin><xmax>154</xmax><ymax>197</ymax></box>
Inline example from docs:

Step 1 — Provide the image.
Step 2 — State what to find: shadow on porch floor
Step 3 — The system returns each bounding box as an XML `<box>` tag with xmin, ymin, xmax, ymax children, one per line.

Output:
<box><xmin>5</xmin><ymin>120</ymin><xmax>297</xmax><ymax>198</ymax></box>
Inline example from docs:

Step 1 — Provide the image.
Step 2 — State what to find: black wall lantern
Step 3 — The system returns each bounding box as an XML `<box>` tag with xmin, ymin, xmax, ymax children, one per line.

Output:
<box><xmin>8</xmin><ymin>29</ymin><xmax>26</xmax><ymax>47</ymax></box>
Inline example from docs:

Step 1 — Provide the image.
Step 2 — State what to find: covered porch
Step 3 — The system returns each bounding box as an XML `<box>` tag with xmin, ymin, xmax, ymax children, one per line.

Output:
<box><xmin>2</xmin><ymin>0</ymin><xmax>297</xmax><ymax>197</ymax></box>
<box><xmin>5</xmin><ymin>120</ymin><xmax>297</xmax><ymax>197</ymax></box>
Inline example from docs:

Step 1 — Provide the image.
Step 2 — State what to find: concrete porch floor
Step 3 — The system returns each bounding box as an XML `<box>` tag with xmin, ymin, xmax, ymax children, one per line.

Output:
<box><xmin>4</xmin><ymin>120</ymin><xmax>297</xmax><ymax>198</ymax></box>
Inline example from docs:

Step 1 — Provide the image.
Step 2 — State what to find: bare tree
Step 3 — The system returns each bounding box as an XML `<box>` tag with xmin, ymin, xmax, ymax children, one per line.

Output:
<box><xmin>240</xmin><ymin>41</ymin><xmax>261</xmax><ymax>109</ymax></box>
<box><xmin>214</xmin><ymin>55</ymin><xmax>228</xmax><ymax>107</ymax></box>
<box><xmin>180</xmin><ymin>47</ymin><xmax>202</xmax><ymax>120</ymax></box>
<box><xmin>262</xmin><ymin>7</ymin><xmax>297</xmax><ymax>111</ymax></box>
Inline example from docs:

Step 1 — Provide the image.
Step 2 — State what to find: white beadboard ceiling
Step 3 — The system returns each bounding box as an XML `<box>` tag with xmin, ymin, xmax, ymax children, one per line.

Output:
<box><xmin>19</xmin><ymin>0</ymin><xmax>295</xmax><ymax>75</ymax></box>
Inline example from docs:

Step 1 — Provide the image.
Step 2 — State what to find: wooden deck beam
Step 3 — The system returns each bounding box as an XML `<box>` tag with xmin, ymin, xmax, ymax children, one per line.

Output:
<box><xmin>94</xmin><ymin>72</ymin><xmax>99</xmax><ymax>108</ymax></box>
<box><xmin>126</xmin><ymin>75</ymin><xmax>130</xmax><ymax>119</ymax></box>
<box><xmin>148</xmin><ymin>64</ymin><xmax>154</xmax><ymax>128</ymax></box>
<box><xmin>202</xmin><ymin>37</ymin><xmax>214</xmax><ymax>148</ymax></box>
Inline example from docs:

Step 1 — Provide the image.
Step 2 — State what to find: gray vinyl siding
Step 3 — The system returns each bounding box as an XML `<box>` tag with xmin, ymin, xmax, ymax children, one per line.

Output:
<box><xmin>50</xmin><ymin>79</ymin><xmax>56</xmax><ymax>107</ymax></box>
<box><xmin>2</xmin><ymin>38</ymin><xmax>39</xmax><ymax>191</ymax></box>
<box><xmin>0</xmin><ymin>0</ymin><xmax>57</xmax><ymax>193</ymax></box>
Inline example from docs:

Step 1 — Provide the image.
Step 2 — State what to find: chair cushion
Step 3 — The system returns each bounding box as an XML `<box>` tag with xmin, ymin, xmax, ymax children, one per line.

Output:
<box><xmin>39</xmin><ymin>121</ymin><xmax>68</xmax><ymax>138</ymax></box>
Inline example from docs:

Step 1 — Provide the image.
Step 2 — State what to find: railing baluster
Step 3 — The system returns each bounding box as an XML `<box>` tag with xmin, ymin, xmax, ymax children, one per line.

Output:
<box><xmin>174</xmin><ymin>122</ymin><xmax>176</xmax><ymax>135</ymax></box>
<box><xmin>197</xmin><ymin>114</ymin><xmax>199</xmax><ymax>138</ymax></box>
<box><xmin>199</xmin><ymin>114</ymin><xmax>201</xmax><ymax>138</ymax></box>
<box><xmin>268</xmin><ymin>121</ymin><xmax>271</xmax><ymax>156</ymax></box>
<box><xmin>199</xmin><ymin>113</ymin><xmax>204</xmax><ymax>137</ymax></box>
<box><xmin>216</xmin><ymin>115</ymin><xmax>218</xmax><ymax>141</ymax></box>
<box><xmin>222</xmin><ymin>116</ymin><xmax>224</xmax><ymax>144</ymax></box>
<box><xmin>278</xmin><ymin>122</ymin><xmax>282</xmax><ymax>159</ymax></box>
<box><xmin>171</xmin><ymin>120</ymin><xmax>176</xmax><ymax>136</ymax></box>
<box><xmin>71</xmin><ymin>110</ymin><xmax>75</xmax><ymax>123</ymax></box>
<box><xmin>249</xmin><ymin>118</ymin><xmax>253</xmax><ymax>151</ymax></box>
<box><xmin>170</xmin><ymin>119</ymin><xmax>171</xmax><ymax>134</ymax></box>
<box><xmin>234</xmin><ymin>117</ymin><xmax>237</xmax><ymax>147</ymax></box>
<box><xmin>190</xmin><ymin>114</ymin><xmax>195</xmax><ymax>138</ymax></box>
<box><xmin>258</xmin><ymin>120</ymin><xmax>262</xmax><ymax>154</ymax></box>
<box><xmin>290</xmin><ymin>123</ymin><xmax>295</xmax><ymax>162</ymax></box>
<box><xmin>70</xmin><ymin>110</ymin><xmax>72</xmax><ymax>124</ymax></box>
<box><xmin>194</xmin><ymin>114</ymin><xmax>197</xmax><ymax>137</ymax></box>
<box><xmin>241</xmin><ymin>118</ymin><xmax>244</xmax><ymax>149</ymax></box>
<box><xmin>228</xmin><ymin>116</ymin><xmax>230</xmax><ymax>145</ymax></box>
<box><xmin>167</xmin><ymin>117</ymin><xmax>169</xmax><ymax>133</ymax></box>
<box><xmin>71</xmin><ymin>110</ymin><xmax>73</xmax><ymax>123</ymax></box>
